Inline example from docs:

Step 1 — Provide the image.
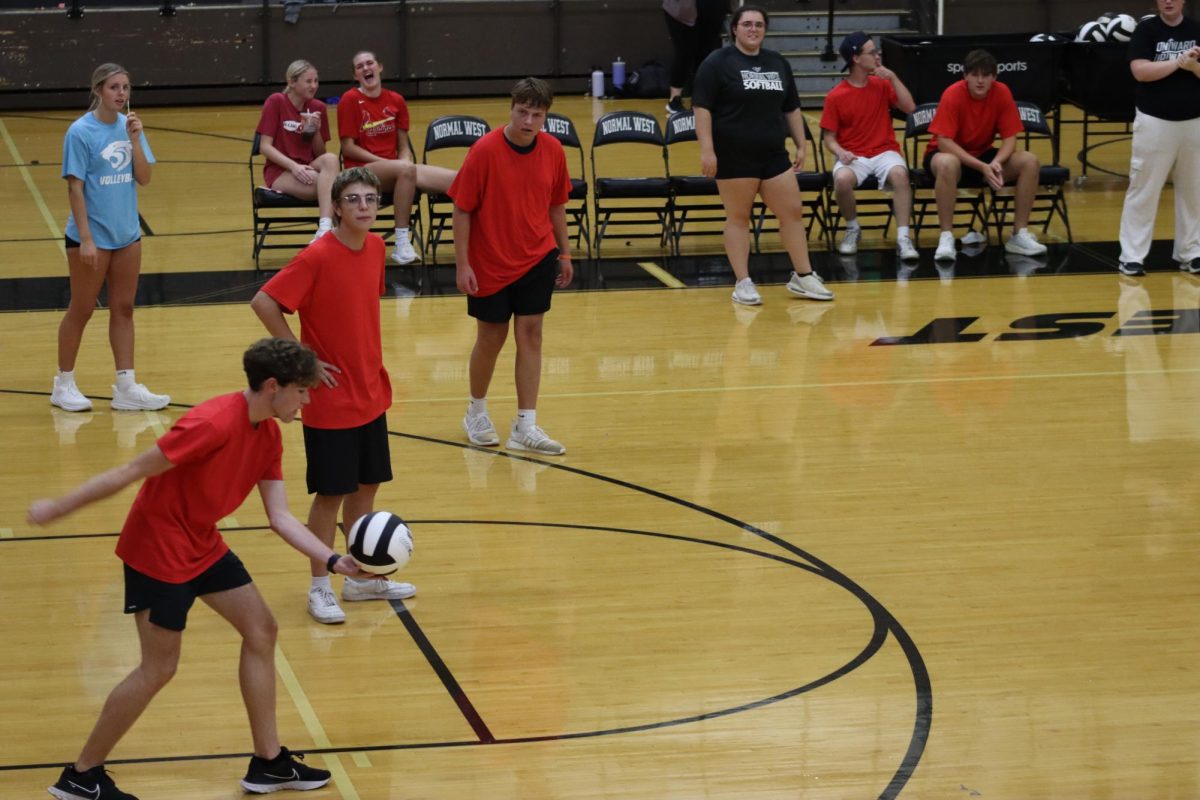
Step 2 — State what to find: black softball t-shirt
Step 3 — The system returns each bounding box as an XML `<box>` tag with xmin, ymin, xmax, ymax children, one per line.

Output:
<box><xmin>692</xmin><ymin>45</ymin><xmax>801</xmax><ymax>155</ymax></box>
<box><xmin>1128</xmin><ymin>15</ymin><xmax>1200</xmax><ymax>121</ymax></box>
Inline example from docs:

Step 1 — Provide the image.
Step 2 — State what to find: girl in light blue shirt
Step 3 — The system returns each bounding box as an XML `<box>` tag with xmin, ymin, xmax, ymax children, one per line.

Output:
<box><xmin>53</xmin><ymin>63</ymin><xmax>170</xmax><ymax>414</ymax></box>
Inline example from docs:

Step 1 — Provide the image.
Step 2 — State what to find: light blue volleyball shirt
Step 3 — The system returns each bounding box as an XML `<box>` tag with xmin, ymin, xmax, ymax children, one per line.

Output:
<box><xmin>62</xmin><ymin>111</ymin><xmax>155</xmax><ymax>250</ymax></box>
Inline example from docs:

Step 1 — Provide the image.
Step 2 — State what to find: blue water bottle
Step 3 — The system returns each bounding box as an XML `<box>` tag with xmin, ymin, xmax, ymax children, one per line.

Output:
<box><xmin>612</xmin><ymin>57</ymin><xmax>625</xmax><ymax>90</ymax></box>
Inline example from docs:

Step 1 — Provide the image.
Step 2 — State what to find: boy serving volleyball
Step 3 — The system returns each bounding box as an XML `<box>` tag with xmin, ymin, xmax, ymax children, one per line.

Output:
<box><xmin>29</xmin><ymin>338</ymin><xmax>364</xmax><ymax>800</ymax></box>
<box><xmin>252</xmin><ymin>166</ymin><xmax>412</xmax><ymax>625</ymax></box>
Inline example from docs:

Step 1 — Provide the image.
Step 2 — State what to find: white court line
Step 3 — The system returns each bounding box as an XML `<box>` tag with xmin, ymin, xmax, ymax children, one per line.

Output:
<box><xmin>0</xmin><ymin>118</ymin><xmax>65</xmax><ymax>257</ymax></box>
<box><xmin>393</xmin><ymin>365</ymin><xmax>1200</xmax><ymax>405</ymax></box>
<box><xmin>274</xmin><ymin>644</ymin><xmax>360</xmax><ymax>800</ymax></box>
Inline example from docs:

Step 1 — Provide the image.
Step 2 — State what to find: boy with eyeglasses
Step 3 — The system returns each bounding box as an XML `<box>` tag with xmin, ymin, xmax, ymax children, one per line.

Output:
<box><xmin>251</xmin><ymin>166</ymin><xmax>413</xmax><ymax>625</ymax></box>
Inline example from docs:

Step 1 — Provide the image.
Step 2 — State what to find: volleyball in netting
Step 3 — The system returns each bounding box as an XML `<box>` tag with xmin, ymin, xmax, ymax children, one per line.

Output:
<box><xmin>347</xmin><ymin>511</ymin><xmax>413</xmax><ymax>575</ymax></box>
<box><xmin>1076</xmin><ymin>21</ymin><xmax>1107</xmax><ymax>42</ymax></box>
<box><xmin>1105</xmin><ymin>13</ymin><xmax>1137</xmax><ymax>42</ymax></box>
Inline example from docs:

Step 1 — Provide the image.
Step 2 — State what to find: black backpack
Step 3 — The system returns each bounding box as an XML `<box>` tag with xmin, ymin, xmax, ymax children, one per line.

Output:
<box><xmin>624</xmin><ymin>60</ymin><xmax>670</xmax><ymax>99</ymax></box>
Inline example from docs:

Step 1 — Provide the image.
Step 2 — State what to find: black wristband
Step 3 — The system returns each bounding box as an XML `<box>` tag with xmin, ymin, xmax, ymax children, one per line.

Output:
<box><xmin>326</xmin><ymin>553</ymin><xmax>341</xmax><ymax>573</ymax></box>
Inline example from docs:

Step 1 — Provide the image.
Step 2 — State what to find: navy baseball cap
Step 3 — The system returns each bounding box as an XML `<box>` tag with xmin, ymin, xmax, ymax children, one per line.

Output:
<box><xmin>840</xmin><ymin>31</ymin><xmax>872</xmax><ymax>71</ymax></box>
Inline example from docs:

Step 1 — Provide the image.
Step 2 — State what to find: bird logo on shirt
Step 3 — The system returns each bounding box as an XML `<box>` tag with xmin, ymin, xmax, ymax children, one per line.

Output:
<box><xmin>100</xmin><ymin>140</ymin><xmax>133</xmax><ymax>171</ymax></box>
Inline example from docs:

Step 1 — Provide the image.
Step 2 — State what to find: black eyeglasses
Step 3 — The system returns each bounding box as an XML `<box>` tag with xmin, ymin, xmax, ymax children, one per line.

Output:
<box><xmin>341</xmin><ymin>193</ymin><xmax>380</xmax><ymax>206</ymax></box>
<box><xmin>738</xmin><ymin>20</ymin><xmax>766</xmax><ymax>29</ymax></box>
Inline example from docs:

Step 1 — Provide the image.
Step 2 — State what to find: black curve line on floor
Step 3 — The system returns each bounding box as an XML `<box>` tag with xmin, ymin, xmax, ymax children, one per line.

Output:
<box><xmin>398</xmin><ymin>434</ymin><xmax>932</xmax><ymax>800</ymax></box>
<box><xmin>1</xmin><ymin>403</ymin><xmax>929</xmax><ymax>798</ymax></box>
<box><xmin>0</xmin><ymin>114</ymin><xmax>251</xmax><ymax>145</ymax></box>
<box><xmin>0</xmin><ymin>557</ymin><xmax>891</xmax><ymax>775</ymax></box>
<box><xmin>389</xmin><ymin>598</ymin><xmax>495</xmax><ymax>744</ymax></box>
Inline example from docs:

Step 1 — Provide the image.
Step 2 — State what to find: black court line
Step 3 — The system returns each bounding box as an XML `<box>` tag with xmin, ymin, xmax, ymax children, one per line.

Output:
<box><xmin>1</xmin><ymin>399</ymin><xmax>930</xmax><ymax>798</ymax></box>
<box><xmin>389</xmin><ymin>598</ymin><xmax>495</xmax><ymax>744</ymax></box>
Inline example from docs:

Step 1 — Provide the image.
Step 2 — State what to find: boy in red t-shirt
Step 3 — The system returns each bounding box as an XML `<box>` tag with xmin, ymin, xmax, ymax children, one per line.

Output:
<box><xmin>821</xmin><ymin>31</ymin><xmax>918</xmax><ymax>261</ymax></box>
<box><xmin>337</xmin><ymin>50</ymin><xmax>457</xmax><ymax>266</ymax></box>
<box><xmin>925</xmin><ymin>48</ymin><xmax>1047</xmax><ymax>261</ymax></box>
<box><xmin>31</xmin><ymin>338</ymin><xmax>366</xmax><ymax>800</ymax></box>
<box><xmin>252</xmin><ymin>167</ymin><xmax>412</xmax><ymax>625</ymax></box>
<box><xmin>450</xmin><ymin>77</ymin><xmax>572</xmax><ymax>456</ymax></box>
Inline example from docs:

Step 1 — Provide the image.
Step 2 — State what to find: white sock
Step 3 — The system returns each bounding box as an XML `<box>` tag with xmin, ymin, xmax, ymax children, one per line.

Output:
<box><xmin>318</xmin><ymin>217</ymin><xmax>333</xmax><ymax>231</ymax></box>
<box><xmin>58</xmin><ymin>369</ymin><xmax>76</xmax><ymax>384</ymax></box>
<box><xmin>897</xmin><ymin>226</ymin><xmax>910</xmax><ymax>239</ymax></box>
<box><xmin>516</xmin><ymin>408</ymin><xmax>536</xmax><ymax>432</ymax></box>
<box><xmin>468</xmin><ymin>396</ymin><xmax>487</xmax><ymax>417</ymax></box>
<box><xmin>115</xmin><ymin>370</ymin><xmax>135</xmax><ymax>391</ymax></box>
<box><xmin>311</xmin><ymin>575</ymin><xmax>331</xmax><ymax>590</ymax></box>
<box><xmin>846</xmin><ymin>219</ymin><xmax>861</xmax><ymax>232</ymax></box>
<box><xmin>395</xmin><ymin>227</ymin><xmax>410</xmax><ymax>244</ymax></box>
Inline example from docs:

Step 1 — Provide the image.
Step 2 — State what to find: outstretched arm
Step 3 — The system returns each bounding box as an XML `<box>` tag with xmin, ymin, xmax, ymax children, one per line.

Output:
<box><xmin>29</xmin><ymin>446</ymin><xmax>173</xmax><ymax>525</ymax></box>
<box><xmin>257</xmin><ymin>479</ymin><xmax>364</xmax><ymax>575</ymax></box>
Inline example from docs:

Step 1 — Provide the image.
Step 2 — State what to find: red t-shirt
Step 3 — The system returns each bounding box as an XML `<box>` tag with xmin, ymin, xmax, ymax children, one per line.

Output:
<box><xmin>255</xmin><ymin>92</ymin><xmax>331</xmax><ymax>188</ymax></box>
<box><xmin>337</xmin><ymin>87</ymin><xmax>410</xmax><ymax>167</ymax></box>
<box><xmin>116</xmin><ymin>392</ymin><xmax>283</xmax><ymax>583</ymax></box>
<box><xmin>926</xmin><ymin>79</ymin><xmax>1022</xmax><ymax>160</ymax></box>
<box><xmin>447</xmin><ymin>128</ymin><xmax>571</xmax><ymax>297</ymax></box>
<box><xmin>260</xmin><ymin>232</ymin><xmax>392</xmax><ymax>429</ymax></box>
<box><xmin>819</xmin><ymin>76</ymin><xmax>901</xmax><ymax>158</ymax></box>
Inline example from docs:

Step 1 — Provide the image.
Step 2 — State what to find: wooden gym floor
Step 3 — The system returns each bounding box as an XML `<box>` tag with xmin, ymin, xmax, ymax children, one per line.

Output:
<box><xmin>0</xmin><ymin>95</ymin><xmax>1197</xmax><ymax>799</ymax></box>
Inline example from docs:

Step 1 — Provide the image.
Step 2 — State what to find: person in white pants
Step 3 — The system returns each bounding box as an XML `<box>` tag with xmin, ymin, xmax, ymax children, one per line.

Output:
<box><xmin>1117</xmin><ymin>0</ymin><xmax>1200</xmax><ymax>276</ymax></box>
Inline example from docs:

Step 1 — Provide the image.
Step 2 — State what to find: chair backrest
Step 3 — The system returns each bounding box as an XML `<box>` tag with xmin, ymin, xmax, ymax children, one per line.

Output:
<box><xmin>542</xmin><ymin>112</ymin><xmax>581</xmax><ymax>149</ymax></box>
<box><xmin>904</xmin><ymin>102</ymin><xmax>939</xmax><ymax>165</ymax></box>
<box><xmin>1015</xmin><ymin>101</ymin><xmax>1050</xmax><ymax>137</ymax></box>
<box><xmin>423</xmin><ymin>115</ymin><xmax>490</xmax><ymax>155</ymax></box>
<box><xmin>251</xmin><ymin>131</ymin><xmax>262</xmax><ymax>158</ymax></box>
<box><xmin>592</xmin><ymin>110</ymin><xmax>664</xmax><ymax>148</ymax></box>
<box><xmin>664</xmin><ymin>110</ymin><xmax>697</xmax><ymax>145</ymax></box>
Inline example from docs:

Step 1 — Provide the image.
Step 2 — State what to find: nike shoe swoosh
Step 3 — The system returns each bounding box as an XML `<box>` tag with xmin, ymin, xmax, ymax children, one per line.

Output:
<box><xmin>264</xmin><ymin>769</ymin><xmax>299</xmax><ymax>781</ymax></box>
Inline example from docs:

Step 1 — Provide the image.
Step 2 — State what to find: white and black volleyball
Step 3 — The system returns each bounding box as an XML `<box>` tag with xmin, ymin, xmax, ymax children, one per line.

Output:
<box><xmin>347</xmin><ymin>511</ymin><xmax>413</xmax><ymax>575</ymax></box>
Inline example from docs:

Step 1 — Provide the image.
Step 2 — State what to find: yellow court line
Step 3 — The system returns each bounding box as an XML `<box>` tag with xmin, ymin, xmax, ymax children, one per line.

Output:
<box><xmin>0</xmin><ymin>529</ymin><xmax>12</xmax><ymax>539</ymax></box>
<box><xmin>274</xmin><ymin>644</ymin><xmax>361</xmax><ymax>800</ymax></box>
<box><xmin>393</xmin><ymin>366</ymin><xmax>1200</xmax><ymax>405</ymax></box>
<box><xmin>351</xmin><ymin>752</ymin><xmax>372</xmax><ymax>769</ymax></box>
<box><xmin>0</xmin><ymin>118</ymin><xmax>65</xmax><ymax>257</ymax></box>
<box><xmin>219</xmin><ymin>516</ymin><xmax>240</xmax><ymax>529</ymax></box>
<box><xmin>636</xmin><ymin>261</ymin><xmax>686</xmax><ymax>289</ymax></box>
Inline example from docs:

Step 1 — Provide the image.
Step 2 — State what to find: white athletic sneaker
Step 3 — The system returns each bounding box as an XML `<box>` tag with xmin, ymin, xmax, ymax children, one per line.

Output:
<box><xmin>1005</xmin><ymin>228</ymin><xmax>1048</xmax><ymax>256</ymax></box>
<box><xmin>960</xmin><ymin>229</ymin><xmax>987</xmax><ymax>246</ymax></box>
<box><xmin>307</xmin><ymin>586</ymin><xmax>346</xmax><ymax>624</ymax></box>
<box><xmin>342</xmin><ymin>576</ymin><xmax>416</xmax><ymax>601</ymax></box>
<box><xmin>50</xmin><ymin>375</ymin><xmax>92</xmax><ymax>412</ymax></box>
<box><xmin>111</xmin><ymin>382</ymin><xmax>170</xmax><ymax>411</ymax></box>
<box><xmin>896</xmin><ymin>235</ymin><xmax>919</xmax><ymax>262</ymax></box>
<box><xmin>934</xmin><ymin>231</ymin><xmax>957</xmax><ymax>262</ymax></box>
<box><xmin>838</xmin><ymin>226</ymin><xmax>861</xmax><ymax>255</ymax></box>
<box><xmin>463</xmin><ymin>412</ymin><xmax>500</xmax><ymax>446</ymax></box>
<box><xmin>786</xmin><ymin>271</ymin><xmax>834</xmax><ymax>301</ymax></box>
<box><xmin>506</xmin><ymin>423</ymin><xmax>566</xmax><ymax>455</ymax></box>
<box><xmin>391</xmin><ymin>239</ymin><xmax>419</xmax><ymax>265</ymax></box>
<box><xmin>730</xmin><ymin>277</ymin><xmax>762</xmax><ymax>306</ymax></box>
<box><xmin>1180</xmin><ymin>259</ymin><xmax>1200</xmax><ymax>275</ymax></box>
<box><xmin>310</xmin><ymin>223</ymin><xmax>332</xmax><ymax>244</ymax></box>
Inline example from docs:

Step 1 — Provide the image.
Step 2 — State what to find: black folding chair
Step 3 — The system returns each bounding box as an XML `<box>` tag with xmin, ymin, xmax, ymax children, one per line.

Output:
<box><xmin>423</xmin><ymin>114</ymin><xmax>490</xmax><ymax>264</ymax></box>
<box><xmin>985</xmin><ymin>101</ymin><xmax>1073</xmax><ymax>245</ymax></box>
<box><xmin>903</xmin><ymin>103</ymin><xmax>989</xmax><ymax>246</ymax></box>
<box><xmin>249</xmin><ymin>132</ymin><xmax>321</xmax><ymax>269</ymax></box>
<box><xmin>542</xmin><ymin>112</ymin><xmax>591</xmax><ymax>260</ymax></box>
<box><xmin>590</xmin><ymin>110</ymin><xmax>671</xmax><ymax>260</ymax></box>
<box><xmin>752</xmin><ymin>113</ymin><xmax>833</xmax><ymax>252</ymax></box>
<box><xmin>663</xmin><ymin>109</ymin><xmax>729</xmax><ymax>255</ymax></box>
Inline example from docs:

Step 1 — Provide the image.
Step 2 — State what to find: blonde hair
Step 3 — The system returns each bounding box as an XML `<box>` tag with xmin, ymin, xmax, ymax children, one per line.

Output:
<box><xmin>88</xmin><ymin>63</ymin><xmax>129</xmax><ymax>112</ymax></box>
<box><xmin>286</xmin><ymin>59</ymin><xmax>317</xmax><ymax>86</ymax></box>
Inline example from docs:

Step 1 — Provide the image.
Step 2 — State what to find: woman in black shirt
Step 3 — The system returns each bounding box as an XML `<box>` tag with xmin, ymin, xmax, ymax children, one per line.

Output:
<box><xmin>1116</xmin><ymin>0</ymin><xmax>1200</xmax><ymax>276</ymax></box>
<box><xmin>693</xmin><ymin>5</ymin><xmax>833</xmax><ymax>305</ymax></box>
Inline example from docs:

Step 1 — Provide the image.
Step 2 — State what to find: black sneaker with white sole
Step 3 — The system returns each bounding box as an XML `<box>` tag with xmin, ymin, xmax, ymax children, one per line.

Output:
<box><xmin>240</xmin><ymin>747</ymin><xmax>331</xmax><ymax>794</ymax></box>
<box><xmin>1117</xmin><ymin>261</ymin><xmax>1145</xmax><ymax>276</ymax></box>
<box><xmin>1180</xmin><ymin>259</ymin><xmax>1200</xmax><ymax>275</ymax></box>
<box><xmin>48</xmin><ymin>764</ymin><xmax>139</xmax><ymax>800</ymax></box>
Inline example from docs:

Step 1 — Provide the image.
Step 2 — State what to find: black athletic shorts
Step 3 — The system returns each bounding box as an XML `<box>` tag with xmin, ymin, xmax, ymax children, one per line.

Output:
<box><xmin>123</xmin><ymin>549</ymin><xmax>253</xmax><ymax>632</ymax></box>
<box><xmin>467</xmin><ymin>249</ymin><xmax>558</xmax><ymax>324</ymax></box>
<box><xmin>923</xmin><ymin>146</ymin><xmax>999</xmax><ymax>175</ymax></box>
<box><xmin>302</xmin><ymin>412</ymin><xmax>393</xmax><ymax>496</ymax></box>
<box><xmin>715</xmin><ymin>147</ymin><xmax>792</xmax><ymax>181</ymax></box>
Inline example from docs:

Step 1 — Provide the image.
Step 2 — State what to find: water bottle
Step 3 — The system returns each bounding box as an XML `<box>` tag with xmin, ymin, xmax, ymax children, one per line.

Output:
<box><xmin>591</xmin><ymin>69</ymin><xmax>604</xmax><ymax>98</ymax></box>
<box><xmin>612</xmin><ymin>58</ymin><xmax>625</xmax><ymax>90</ymax></box>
